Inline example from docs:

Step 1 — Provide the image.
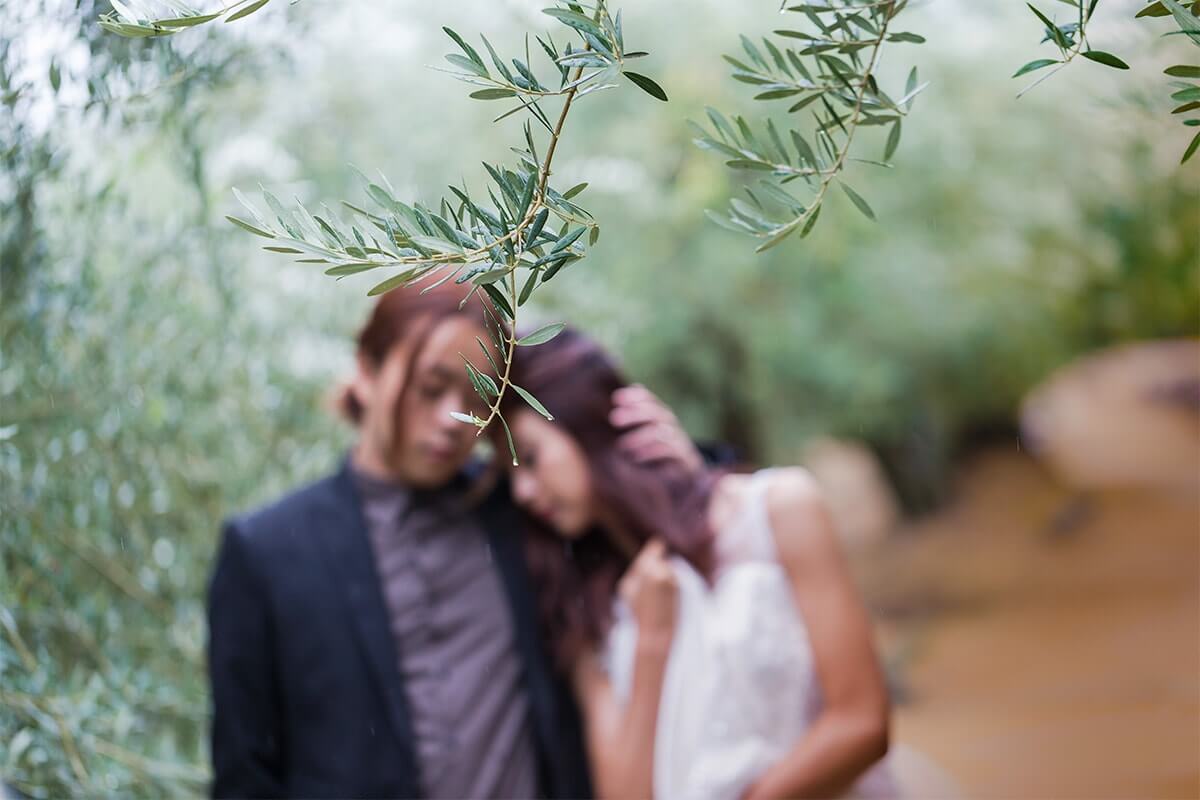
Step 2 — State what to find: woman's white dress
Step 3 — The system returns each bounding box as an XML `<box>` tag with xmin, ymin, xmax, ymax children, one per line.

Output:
<box><xmin>603</xmin><ymin>469</ymin><xmax>900</xmax><ymax>799</ymax></box>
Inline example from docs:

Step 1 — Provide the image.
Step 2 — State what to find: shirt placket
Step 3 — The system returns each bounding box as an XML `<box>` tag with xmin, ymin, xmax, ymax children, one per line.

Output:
<box><xmin>405</xmin><ymin>500</ymin><xmax>461</xmax><ymax>792</ymax></box>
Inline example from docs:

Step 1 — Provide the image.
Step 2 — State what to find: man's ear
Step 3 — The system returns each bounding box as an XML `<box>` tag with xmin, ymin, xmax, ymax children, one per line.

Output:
<box><xmin>349</xmin><ymin>352</ymin><xmax>378</xmax><ymax>410</ymax></box>
<box><xmin>358</xmin><ymin>342</ymin><xmax>414</xmax><ymax>411</ymax></box>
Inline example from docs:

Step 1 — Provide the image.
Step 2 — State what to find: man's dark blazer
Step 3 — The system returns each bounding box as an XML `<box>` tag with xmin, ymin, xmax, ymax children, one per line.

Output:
<box><xmin>207</xmin><ymin>459</ymin><xmax>593</xmax><ymax>799</ymax></box>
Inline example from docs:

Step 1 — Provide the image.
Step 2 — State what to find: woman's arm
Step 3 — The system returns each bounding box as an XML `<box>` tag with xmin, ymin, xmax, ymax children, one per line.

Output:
<box><xmin>571</xmin><ymin>540</ymin><xmax>678</xmax><ymax>800</ymax></box>
<box><xmin>744</xmin><ymin>470</ymin><xmax>891</xmax><ymax>800</ymax></box>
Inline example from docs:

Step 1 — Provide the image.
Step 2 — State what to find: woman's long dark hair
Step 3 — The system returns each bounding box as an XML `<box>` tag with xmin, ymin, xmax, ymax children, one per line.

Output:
<box><xmin>506</xmin><ymin>327</ymin><xmax>720</xmax><ymax>670</ymax></box>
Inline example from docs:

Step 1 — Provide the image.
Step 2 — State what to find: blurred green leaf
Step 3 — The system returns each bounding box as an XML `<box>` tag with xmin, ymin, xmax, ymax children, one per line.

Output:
<box><xmin>840</xmin><ymin>183</ymin><xmax>876</xmax><ymax>220</ymax></box>
<box><xmin>884</xmin><ymin>120</ymin><xmax>902</xmax><ymax>161</ymax></box>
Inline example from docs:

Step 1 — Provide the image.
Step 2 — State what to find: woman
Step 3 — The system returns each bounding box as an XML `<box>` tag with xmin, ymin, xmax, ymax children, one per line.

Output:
<box><xmin>504</xmin><ymin>328</ymin><xmax>898</xmax><ymax>800</ymax></box>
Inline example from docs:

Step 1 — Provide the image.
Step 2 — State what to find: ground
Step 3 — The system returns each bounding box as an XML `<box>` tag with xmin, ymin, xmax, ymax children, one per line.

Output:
<box><xmin>863</xmin><ymin>449</ymin><xmax>1200</xmax><ymax>799</ymax></box>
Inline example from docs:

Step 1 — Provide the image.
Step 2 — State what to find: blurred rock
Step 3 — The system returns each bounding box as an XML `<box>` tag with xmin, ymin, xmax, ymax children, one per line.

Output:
<box><xmin>1020</xmin><ymin>339</ymin><xmax>1200</xmax><ymax>493</ymax></box>
<box><xmin>802</xmin><ymin>437</ymin><xmax>901</xmax><ymax>552</ymax></box>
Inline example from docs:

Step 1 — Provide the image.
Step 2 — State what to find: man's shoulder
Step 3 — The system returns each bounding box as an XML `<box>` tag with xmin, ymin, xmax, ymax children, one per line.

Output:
<box><xmin>224</xmin><ymin>466</ymin><xmax>348</xmax><ymax>554</ymax></box>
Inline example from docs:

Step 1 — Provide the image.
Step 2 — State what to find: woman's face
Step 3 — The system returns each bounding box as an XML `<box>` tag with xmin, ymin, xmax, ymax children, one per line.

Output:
<box><xmin>509</xmin><ymin>409</ymin><xmax>594</xmax><ymax>537</ymax></box>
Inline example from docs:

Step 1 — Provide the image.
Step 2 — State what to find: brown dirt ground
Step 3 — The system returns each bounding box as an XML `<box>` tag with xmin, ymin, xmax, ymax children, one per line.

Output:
<box><xmin>860</xmin><ymin>449</ymin><xmax>1200</xmax><ymax>799</ymax></box>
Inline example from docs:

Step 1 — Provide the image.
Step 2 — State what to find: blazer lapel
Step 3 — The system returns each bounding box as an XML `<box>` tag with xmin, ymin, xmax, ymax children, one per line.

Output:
<box><xmin>312</xmin><ymin>459</ymin><xmax>420</xmax><ymax>786</ymax></box>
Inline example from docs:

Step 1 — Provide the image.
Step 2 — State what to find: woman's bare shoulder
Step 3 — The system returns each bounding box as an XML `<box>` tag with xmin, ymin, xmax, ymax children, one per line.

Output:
<box><xmin>762</xmin><ymin>467</ymin><xmax>841</xmax><ymax>567</ymax></box>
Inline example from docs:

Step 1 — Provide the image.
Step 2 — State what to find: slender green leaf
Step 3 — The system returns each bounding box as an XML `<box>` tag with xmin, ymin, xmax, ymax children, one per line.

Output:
<box><xmin>1028</xmin><ymin>3</ymin><xmax>1070</xmax><ymax>48</ymax></box>
<box><xmin>464</xmin><ymin>359</ymin><xmax>500</xmax><ymax>397</ymax></box>
<box><xmin>444</xmin><ymin>27</ymin><xmax>486</xmax><ymax>69</ymax></box>
<box><xmin>525</xmin><ymin>208</ymin><xmax>550</xmax><ymax>246</ymax></box>
<box><xmin>549</xmin><ymin>227</ymin><xmax>585</xmax><ymax>254</ymax></box>
<box><xmin>884</xmin><ymin>120</ymin><xmax>902</xmax><ymax>161</ymax></box>
<box><xmin>446</xmin><ymin>53</ymin><xmax>488</xmax><ymax>77</ymax></box>
<box><xmin>470</xmin><ymin>88</ymin><xmax>516</xmax><ymax>99</ymax></box>
<box><xmin>483</xmin><ymin>284</ymin><xmax>515</xmax><ymax>320</ymax></box>
<box><xmin>1081</xmin><ymin>50</ymin><xmax>1130</xmax><ymax>69</ymax></box>
<box><xmin>225</xmin><ymin>216</ymin><xmax>275</xmax><ymax>238</ymax></box>
<box><xmin>517</xmin><ymin>322</ymin><xmax>565</xmax><ymax>346</ymax></box>
<box><xmin>623</xmin><ymin>71</ymin><xmax>669</xmax><ymax>101</ymax></box>
<box><xmin>840</xmin><ymin>183</ymin><xmax>876</xmax><ymax>220</ymax></box>
<box><xmin>226</xmin><ymin>0</ymin><xmax>271</xmax><ymax>23</ymax></box>
<box><xmin>1183</xmin><ymin>129</ymin><xmax>1200</xmax><ymax>163</ymax></box>
<box><xmin>499</xmin><ymin>413</ymin><xmax>518</xmax><ymax>466</ymax></box>
<box><xmin>518</xmin><ymin>270</ymin><xmax>539</xmax><ymax>306</ymax></box>
<box><xmin>542</xmin><ymin>8</ymin><xmax>607</xmax><ymax>40</ymax></box>
<box><xmin>512</xmin><ymin>384</ymin><xmax>554</xmax><ymax>420</ymax></box>
<box><xmin>1013</xmin><ymin>58</ymin><xmax>1059</xmax><ymax>77</ymax></box>
<box><xmin>368</xmin><ymin>271</ymin><xmax>415</xmax><ymax>297</ymax></box>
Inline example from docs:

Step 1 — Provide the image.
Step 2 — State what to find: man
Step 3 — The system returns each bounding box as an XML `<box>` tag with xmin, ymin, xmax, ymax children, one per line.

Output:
<box><xmin>207</xmin><ymin>284</ymin><xmax>698</xmax><ymax>798</ymax></box>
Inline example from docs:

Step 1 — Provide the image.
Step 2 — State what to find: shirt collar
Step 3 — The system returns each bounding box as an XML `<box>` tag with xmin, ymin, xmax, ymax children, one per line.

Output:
<box><xmin>348</xmin><ymin>458</ymin><xmax>477</xmax><ymax>516</ymax></box>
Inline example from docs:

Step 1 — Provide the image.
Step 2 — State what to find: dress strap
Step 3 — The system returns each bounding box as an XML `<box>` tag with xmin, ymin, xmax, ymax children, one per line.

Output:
<box><xmin>747</xmin><ymin>468</ymin><xmax>783</xmax><ymax>561</ymax></box>
<box><xmin>714</xmin><ymin>469</ymin><xmax>781</xmax><ymax>567</ymax></box>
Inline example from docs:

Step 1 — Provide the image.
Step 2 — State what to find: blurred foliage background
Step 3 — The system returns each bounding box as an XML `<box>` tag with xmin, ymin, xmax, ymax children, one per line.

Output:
<box><xmin>1</xmin><ymin>0</ymin><xmax>1197</xmax><ymax>796</ymax></box>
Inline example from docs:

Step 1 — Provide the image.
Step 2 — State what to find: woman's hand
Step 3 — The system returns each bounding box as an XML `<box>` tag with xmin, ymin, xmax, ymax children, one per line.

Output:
<box><xmin>618</xmin><ymin>539</ymin><xmax>679</xmax><ymax>643</ymax></box>
<box><xmin>738</xmin><ymin>775</ymin><xmax>765</xmax><ymax>800</ymax></box>
<box><xmin>575</xmin><ymin>539</ymin><xmax>679</xmax><ymax>800</ymax></box>
<box><xmin>611</xmin><ymin>384</ymin><xmax>704</xmax><ymax>474</ymax></box>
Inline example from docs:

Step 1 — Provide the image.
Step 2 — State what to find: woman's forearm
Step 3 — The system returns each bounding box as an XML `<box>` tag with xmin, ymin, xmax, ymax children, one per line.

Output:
<box><xmin>744</xmin><ymin>712</ymin><xmax>888</xmax><ymax>800</ymax></box>
<box><xmin>600</xmin><ymin>632</ymin><xmax>672</xmax><ymax>799</ymax></box>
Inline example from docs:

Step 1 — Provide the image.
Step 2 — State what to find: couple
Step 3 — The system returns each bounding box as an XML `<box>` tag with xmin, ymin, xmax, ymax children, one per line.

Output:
<box><xmin>207</xmin><ymin>283</ymin><xmax>895</xmax><ymax>799</ymax></box>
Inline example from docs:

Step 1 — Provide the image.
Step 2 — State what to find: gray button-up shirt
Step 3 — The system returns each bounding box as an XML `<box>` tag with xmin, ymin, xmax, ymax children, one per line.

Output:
<box><xmin>353</xmin><ymin>468</ymin><xmax>539</xmax><ymax>800</ymax></box>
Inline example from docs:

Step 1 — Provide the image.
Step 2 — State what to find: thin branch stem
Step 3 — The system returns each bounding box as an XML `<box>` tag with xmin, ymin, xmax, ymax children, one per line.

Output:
<box><xmin>1017</xmin><ymin>61</ymin><xmax>1070</xmax><ymax>98</ymax></box>
<box><xmin>41</xmin><ymin>526</ymin><xmax>172</xmax><ymax>620</ymax></box>
<box><xmin>2</xmin><ymin>612</ymin><xmax>38</xmax><ymax>672</ymax></box>
<box><xmin>474</xmin><ymin>51</ymin><xmax>590</xmax><ymax>439</ymax></box>
<box><xmin>756</xmin><ymin>1</ymin><xmax>896</xmax><ymax>249</ymax></box>
<box><xmin>86</xmin><ymin>736</ymin><xmax>209</xmax><ymax>784</ymax></box>
<box><xmin>3</xmin><ymin>688</ymin><xmax>93</xmax><ymax>787</ymax></box>
<box><xmin>54</xmin><ymin>713</ymin><xmax>92</xmax><ymax>786</ymax></box>
<box><xmin>1017</xmin><ymin>6</ymin><xmax>1090</xmax><ymax>98</ymax></box>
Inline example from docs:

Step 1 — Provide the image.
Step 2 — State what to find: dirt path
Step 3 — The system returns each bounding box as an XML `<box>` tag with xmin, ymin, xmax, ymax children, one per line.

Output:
<box><xmin>861</xmin><ymin>449</ymin><xmax>1200</xmax><ymax>799</ymax></box>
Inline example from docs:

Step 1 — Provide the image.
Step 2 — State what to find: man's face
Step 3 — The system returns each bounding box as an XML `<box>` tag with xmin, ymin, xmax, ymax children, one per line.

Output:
<box><xmin>354</xmin><ymin>316</ymin><xmax>494</xmax><ymax>489</ymax></box>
